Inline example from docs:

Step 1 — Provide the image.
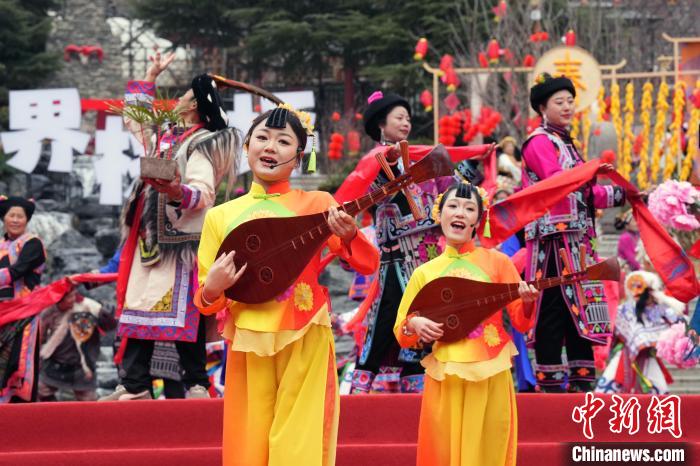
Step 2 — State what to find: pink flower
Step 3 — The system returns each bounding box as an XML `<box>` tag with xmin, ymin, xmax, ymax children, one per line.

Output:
<box><xmin>648</xmin><ymin>181</ymin><xmax>700</xmax><ymax>232</ymax></box>
<box><xmin>657</xmin><ymin>323</ymin><xmax>698</xmax><ymax>369</ymax></box>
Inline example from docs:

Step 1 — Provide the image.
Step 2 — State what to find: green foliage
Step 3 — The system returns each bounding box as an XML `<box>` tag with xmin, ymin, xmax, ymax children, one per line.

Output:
<box><xmin>0</xmin><ymin>0</ymin><xmax>58</xmax><ymax>178</ymax></box>
<box><xmin>127</xmin><ymin>0</ymin><xmax>246</xmax><ymax>48</ymax></box>
<box><xmin>0</xmin><ymin>0</ymin><xmax>59</xmax><ymax>123</ymax></box>
<box><xmin>112</xmin><ymin>103</ymin><xmax>181</xmax><ymax>129</ymax></box>
<box><xmin>128</xmin><ymin>0</ymin><xmax>459</xmax><ymax>95</ymax></box>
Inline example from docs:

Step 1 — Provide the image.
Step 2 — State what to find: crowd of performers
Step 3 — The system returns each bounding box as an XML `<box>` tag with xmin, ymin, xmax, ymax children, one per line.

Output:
<box><xmin>0</xmin><ymin>48</ymin><xmax>698</xmax><ymax>466</ymax></box>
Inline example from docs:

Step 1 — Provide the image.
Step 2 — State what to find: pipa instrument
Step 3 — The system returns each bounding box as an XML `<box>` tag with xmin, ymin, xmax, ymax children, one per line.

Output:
<box><xmin>216</xmin><ymin>144</ymin><xmax>453</xmax><ymax>304</ymax></box>
<box><xmin>409</xmin><ymin>255</ymin><xmax>620</xmax><ymax>343</ymax></box>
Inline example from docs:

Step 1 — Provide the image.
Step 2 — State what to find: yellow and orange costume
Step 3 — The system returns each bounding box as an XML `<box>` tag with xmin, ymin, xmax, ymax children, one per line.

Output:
<box><xmin>394</xmin><ymin>242</ymin><xmax>534</xmax><ymax>466</ymax></box>
<box><xmin>196</xmin><ymin>180</ymin><xmax>378</xmax><ymax>466</ymax></box>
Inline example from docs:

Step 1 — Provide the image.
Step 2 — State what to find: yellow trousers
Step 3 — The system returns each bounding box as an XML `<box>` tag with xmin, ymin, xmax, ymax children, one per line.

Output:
<box><xmin>417</xmin><ymin>369</ymin><xmax>517</xmax><ymax>466</ymax></box>
<box><xmin>222</xmin><ymin>324</ymin><xmax>338</xmax><ymax>466</ymax></box>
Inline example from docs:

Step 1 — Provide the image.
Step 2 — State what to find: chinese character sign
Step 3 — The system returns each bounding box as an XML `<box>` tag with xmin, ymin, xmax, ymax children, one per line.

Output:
<box><xmin>93</xmin><ymin>116</ymin><xmax>142</xmax><ymax>205</ymax></box>
<box><xmin>1</xmin><ymin>89</ymin><xmax>90</xmax><ymax>173</ymax></box>
<box><xmin>531</xmin><ymin>46</ymin><xmax>602</xmax><ymax>112</ymax></box>
<box><xmin>572</xmin><ymin>393</ymin><xmax>683</xmax><ymax>440</ymax></box>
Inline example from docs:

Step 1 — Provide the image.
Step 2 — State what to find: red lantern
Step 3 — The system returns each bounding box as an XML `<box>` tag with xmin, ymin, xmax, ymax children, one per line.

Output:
<box><xmin>328</xmin><ymin>132</ymin><xmax>345</xmax><ymax>160</ymax></box>
<box><xmin>491</xmin><ymin>0</ymin><xmax>507</xmax><ymax>21</ymax></box>
<box><xmin>347</xmin><ymin>130</ymin><xmax>361</xmax><ymax>155</ymax></box>
<box><xmin>487</xmin><ymin>40</ymin><xmax>500</xmax><ymax>64</ymax></box>
<box><xmin>478</xmin><ymin>52</ymin><xmax>489</xmax><ymax>68</ymax></box>
<box><xmin>439</xmin><ymin>54</ymin><xmax>454</xmax><ymax>75</ymax></box>
<box><xmin>439</xmin><ymin>116</ymin><xmax>456</xmax><ymax>146</ymax></box>
<box><xmin>565</xmin><ymin>29</ymin><xmax>576</xmax><ymax>47</ymax></box>
<box><xmin>445</xmin><ymin>69</ymin><xmax>461</xmax><ymax>92</ymax></box>
<box><xmin>633</xmin><ymin>133</ymin><xmax>644</xmax><ymax>155</ymax></box>
<box><xmin>414</xmin><ymin>37</ymin><xmax>428</xmax><ymax>61</ymax></box>
<box><xmin>450</xmin><ymin>113</ymin><xmax>462</xmax><ymax>134</ymax></box>
<box><xmin>420</xmin><ymin>90</ymin><xmax>433</xmax><ymax>112</ymax></box>
<box><xmin>539</xmin><ymin>31</ymin><xmax>549</xmax><ymax>41</ymax></box>
<box><xmin>523</xmin><ymin>54</ymin><xmax>535</xmax><ymax>67</ymax></box>
<box><xmin>354</xmin><ymin>112</ymin><xmax>363</xmax><ymax>120</ymax></box>
<box><xmin>600</xmin><ymin>149</ymin><xmax>616</xmax><ymax>164</ymax></box>
<box><xmin>331</xmin><ymin>111</ymin><xmax>341</xmax><ymax>122</ymax></box>
<box><xmin>462</xmin><ymin>109</ymin><xmax>472</xmax><ymax>131</ymax></box>
<box><xmin>463</xmin><ymin>126</ymin><xmax>479</xmax><ymax>143</ymax></box>
<box><xmin>254</xmin><ymin>104</ymin><xmax>261</xmax><ymax>112</ymax></box>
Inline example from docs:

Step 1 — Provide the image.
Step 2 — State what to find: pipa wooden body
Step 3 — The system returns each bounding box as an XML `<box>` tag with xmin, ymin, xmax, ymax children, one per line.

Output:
<box><xmin>216</xmin><ymin>145</ymin><xmax>453</xmax><ymax>304</ymax></box>
<box><xmin>409</xmin><ymin>256</ymin><xmax>620</xmax><ymax>343</ymax></box>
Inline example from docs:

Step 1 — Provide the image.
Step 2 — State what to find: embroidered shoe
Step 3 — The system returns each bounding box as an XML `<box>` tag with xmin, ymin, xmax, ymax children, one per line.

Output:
<box><xmin>186</xmin><ymin>385</ymin><xmax>210</xmax><ymax>399</ymax></box>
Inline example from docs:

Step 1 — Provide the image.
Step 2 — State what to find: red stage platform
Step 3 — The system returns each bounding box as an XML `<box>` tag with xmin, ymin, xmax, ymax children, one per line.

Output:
<box><xmin>0</xmin><ymin>394</ymin><xmax>697</xmax><ymax>465</ymax></box>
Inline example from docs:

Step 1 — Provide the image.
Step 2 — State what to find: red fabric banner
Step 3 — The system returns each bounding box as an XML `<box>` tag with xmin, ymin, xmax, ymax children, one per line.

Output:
<box><xmin>0</xmin><ymin>273</ymin><xmax>117</xmax><ymax>327</ymax></box>
<box><xmin>689</xmin><ymin>239</ymin><xmax>700</xmax><ymax>260</ymax></box>
<box><xmin>80</xmin><ymin>98</ymin><xmax>178</xmax><ymax>113</ymax></box>
<box><xmin>116</xmin><ymin>196</ymin><xmax>145</xmax><ymax>317</ymax></box>
<box><xmin>606</xmin><ymin>171</ymin><xmax>700</xmax><ymax>303</ymax></box>
<box><xmin>479</xmin><ymin>159</ymin><xmax>602</xmax><ymax>246</ymax></box>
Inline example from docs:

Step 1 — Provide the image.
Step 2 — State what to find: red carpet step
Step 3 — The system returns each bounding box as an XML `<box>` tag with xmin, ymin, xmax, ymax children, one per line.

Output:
<box><xmin>1</xmin><ymin>394</ymin><xmax>697</xmax><ymax>465</ymax></box>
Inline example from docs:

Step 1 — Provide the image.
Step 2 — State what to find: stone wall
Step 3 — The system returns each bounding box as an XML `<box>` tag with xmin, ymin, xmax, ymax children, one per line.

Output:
<box><xmin>45</xmin><ymin>0</ymin><xmax>124</xmax><ymax>98</ymax></box>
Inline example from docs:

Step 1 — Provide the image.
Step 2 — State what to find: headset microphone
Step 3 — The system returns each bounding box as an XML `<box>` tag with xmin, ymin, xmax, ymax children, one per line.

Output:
<box><xmin>269</xmin><ymin>156</ymin><xmax>298</xmax><ymax>168</ymax></box>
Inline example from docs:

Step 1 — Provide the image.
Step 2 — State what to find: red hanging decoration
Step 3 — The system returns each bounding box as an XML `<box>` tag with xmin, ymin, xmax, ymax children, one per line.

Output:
<box><xmin>478</xmin><ymin>52</ymin><xmax>489</xmax><ymax>68</ymax></box>
<box><xmin>327</xmin><ymin>132</ymin><xmax>345</xmax><ymax>160</ymax></box>
<box><xmin>461</xmin><ymin>109</ymin><xmax>472</xmax><ymax>132</ymax></box>
<box><xmin>438</xmin><ymin>115</ymin><xmax>456</xmax><ymax>146</ymax></box>
<box><xmin>565</xmin><ymin>29</ymin><xmax>577</xmax><ymax>47</ymax></box>
<box><xmin>439</xmin><ymin>54</ymin><xmax>454</xmax><ymax>79</ymax></box>
<box><xmin>487</xmin><ymin>39</ymin><xmax>501</xmax><ymax>64</ymax></box>
<box><xmin>420</xmin><ymin>90</ymin><xmax>434</xmax><ymax>112</ymax></box>
<box><xmin>354</xmin><ymin>112</ymin><xmax>363</xmax><ymax>120</ymax></box>
<box><xmin>346</xmin><ymin>130</ymin><xmax>361</xmax><ymax>156</ymax></box>
<box><xmin>445</xmin><ymin>69</ymin><xmax>461</xmax><ymax>92</ymax></box>
<box><xmin>331</xmin><ymin>111</ymin><xmax>341</xmax><ymax>122</ymax></box>
<box><xmin>523</xmin><ymin>54</ymin><xmax>535</xmax><ymax>67</ymax></box>
<box><xmin>444</xmin><ymin>93</ymin><xmax>460</xmax><ymax>112</ymax></box>
<box><xmin>414</xmin><ymin>38</ymin><xmax>429</xmax><ymax>61</ymax></box>
<box><xmin>633</xmin><ymin>133</ymin><xmax>644</xmax><ymax>155</ymax></box>
<box><xmin>600</xmin><ymin>149</ymin><xmax>616</xmax><ymax>164</ymax></box>
<box><xmin>492</xmin><ymin>0</ymin><xmax>507</xmax><ymax>22</ymax></box>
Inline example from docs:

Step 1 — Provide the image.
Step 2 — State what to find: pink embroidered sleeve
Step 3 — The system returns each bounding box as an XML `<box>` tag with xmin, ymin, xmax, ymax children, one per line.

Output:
<box><xmin>522</xmin><ymin>135</ymin><xmax>562</xmax><ymax>181</ymax></box>
<box><xmin>592</xmin><ymin>184</ymin><xmax>625</xmax><ymax>209</ymax></box>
